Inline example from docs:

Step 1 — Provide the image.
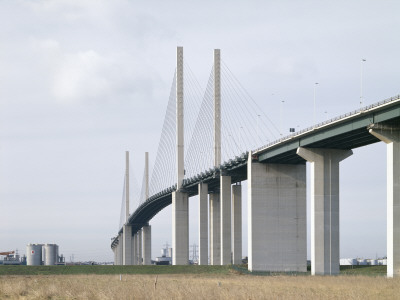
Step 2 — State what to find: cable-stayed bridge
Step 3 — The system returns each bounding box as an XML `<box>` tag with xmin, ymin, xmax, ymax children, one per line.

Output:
<box><xmin>111</xmin><ymin>47</ymin><xmax>400</xmax><ymax>277</ymax></box>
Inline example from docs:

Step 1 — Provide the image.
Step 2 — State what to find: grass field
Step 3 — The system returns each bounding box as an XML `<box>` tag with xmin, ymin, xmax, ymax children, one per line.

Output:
<box><xmin>0</xmin><ymin>265</ymin><xmax>398</xmax><ymax>299</ymax></box>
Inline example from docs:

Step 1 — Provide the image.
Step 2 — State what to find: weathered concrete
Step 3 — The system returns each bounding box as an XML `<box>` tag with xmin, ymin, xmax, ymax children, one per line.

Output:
<box><xmin>199</xmin><ymin>183</ymin><xmax>208</xmax><ymax>265</ymax></box>
<box><xmin>142</xmin><ymin>225</ymin><xmax>152</xmax><ymax>265</ymax></box>
<box><xmin>214</xmin><ymin>49</ymin><xmax>221</xmax><ymax>167</ymax></box>
<box><xmin>247</xmin><ymin>152</ymin><xmax>307</xmax><ymax>272</ymax></box>
<box><xmin>209</xmin><ymin>193</ymin><xmax>221</xmax><ymax>265</ymax></box>
<box><xmin>369</xmin><ymin>127</ymin><xmax>400</xmax><ymax>277</ymax></box>
<box><xmin>297</xmin><ymin>147</ymin><xmax>352</xmax><ymax>275</ymax></box>
<box><xmin>220</xmin><ymin>176</ymin><xmax>232</xmax><ymax>265</ymax></box>
<box><xmin>132</xmin><ymin>233</ymin><xmax>137</xmax><ymax>265</ymax></box>
<box><xmin>137</xmin><ymin>230</ymin><xmax>142</xmax><ymax>265</ymax></box>
<box><xmin>232</xmin><ymin>184</ymin><xmax>242</xmax><ymax>264</ymax></box>
<box><xmin>176</xmin><ymin>46</ymin><xmax>184</xmax><ymax>188</ymax></box>
<box><xmin>122</xmin><ymin>224</ymin><xmax>132</xmax><ymax>265</ymax></box>
<box><xmin>172</xmin><ymin>191</ymin><xmax>189</xmax><ymax>265</ymax></box>
<box><xmin>118</xmin><ymin>233</ymin><xmax>123</xmax><ymax>265</ymax></box>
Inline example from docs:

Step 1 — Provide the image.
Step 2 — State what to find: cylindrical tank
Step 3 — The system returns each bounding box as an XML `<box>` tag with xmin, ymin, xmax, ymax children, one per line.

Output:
<box><xmin>43</xmin><ymin>244</ymin><xmax>58</xmax><ymax>265</ymax></box>
<box><xmin>370</xmin><ymin>259</ymin><xmax>377</xmax><ymax>265</ymax></box>
<box><xmin>26</xmin><ymin>244</ymin><xmax>43</xmax><ymax>266</ymax></box>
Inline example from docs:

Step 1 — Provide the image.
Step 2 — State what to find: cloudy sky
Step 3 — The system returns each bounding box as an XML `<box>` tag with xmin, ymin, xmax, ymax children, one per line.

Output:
<box><xmin>1</xmin><ymin>0</ymin><xmax>399</xmax><ymax>262</ymax></box>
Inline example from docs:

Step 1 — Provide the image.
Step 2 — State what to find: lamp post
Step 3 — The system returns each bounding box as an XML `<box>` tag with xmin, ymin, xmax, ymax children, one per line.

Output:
<box><xmin>313</xmin><ymin>83</ymin><xmax>319</xmax><ymax>126</ymax></box>
<box><xmin>360</xmin><ymin>58</ymin><xmax>366</xmax><ymax>108</ymax></box>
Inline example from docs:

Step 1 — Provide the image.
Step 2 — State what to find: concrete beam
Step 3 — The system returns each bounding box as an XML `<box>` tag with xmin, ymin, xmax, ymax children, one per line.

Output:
<box><xmin>297</xmin><ymin>147</ymin><xmax>352</xmax><ymax>275</ymax></box>
<box><xmin>232</xmin><ymin>184</ymin><xmax>242</xmax><ymax>264</ymax></box>
<box><xmin>209</xmin><ymin>193</ymin><xmax>221</xmax><ymax>265</ymax></box>
<box><xmin>369</xmin><ymin>127</ymin><xmax>400</xmax><ymax>277</ymax></box>
<box><xmin>199</xmin><ymin>183</ymin><xmax>208</xmax><ymax>265</ymax></box>
<box><xmin>122</xmin><ymin>224</ymin><xmax>132</xmax><ymax>265</ymax></box>
<box><xmin>248</xmin><ymin>152</ymin><xmax>307</xmax><ymax>272</ymax></box>
<box><xmin>220</xmin><ymin>176</ymin><xmax>232</xmax><ymax>265</ymax></box>
<box><xmin>142</xmin><ymin>225</ymin><xmax>152</xmax><ymax>265</ymax></box>
<box><xmin>172</xmin><ymin>191</ymin><xmax>189</xmax><ymax>265</ymax></box>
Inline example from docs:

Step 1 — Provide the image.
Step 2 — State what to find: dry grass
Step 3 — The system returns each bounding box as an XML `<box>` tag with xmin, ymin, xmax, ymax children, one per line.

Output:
<box><xmin>0</xmin><ymin>273</ymin><xmax>398</xmax><ymax>299</ymax></box>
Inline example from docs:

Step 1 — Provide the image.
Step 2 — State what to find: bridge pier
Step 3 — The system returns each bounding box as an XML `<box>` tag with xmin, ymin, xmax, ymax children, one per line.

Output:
<box><xmin>232</xmin><ymin>183</ymin><xmax>242</xmax><ymax>264</ymax></box>
<box><xmin>118</xmin><ymin>233</ymin><xmax>123</xmax><ymax>265</ymax></box>
<box><xmin>172</xmin><ymin>191</ymin><xmax>189</xmax><ymax>265</ymax></box>
<box><xmin>136</xmin><ymin>230</ymin><xmax>142</xmax><ymax>265</ymax></box>
<box><xmin>142</xmin><ymin>225</ymin><xmax>151</xmax><ymax>265</ymax></box>
<box><xmin>369</xmin><ymin>126</ymin><xmax>400</xmax><ymax>277</ymax></box>
<box><xmin>247</xmin><ymin>152</ymin><xmax>307</xmax><ymax>272</ymax></box>
<box><xmin>122</xmin><ymin>225</ymin><xmax>132</xmax><ymax>265</ymax></box>
<box><xmin>297</xmin><ymin>147</ymin><xmax>352</xmax><ymax>275</ymax></box>
<box><xmin>199</xmin><ymin>183</ymin><xmax>208</xmax><ymax>265</ymax></box>
<box><xmin>221</xmin><ymin>175</ymin><xmax>232</xmax><ymax>265</ymax></box>
<box><xmin>209</xmin><ymin>193</ymin><xmax>221</xmax><ymax>265</ymax></box>
<box><xmin>132</xmin><ymin>233</ymin><xmax>137</xmax><ymax>265</ymax></box>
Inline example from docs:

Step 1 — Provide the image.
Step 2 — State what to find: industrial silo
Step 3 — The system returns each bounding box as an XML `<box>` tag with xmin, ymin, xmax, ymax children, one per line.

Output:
<box><xmin>26</xmin><ymin>244</ymin><xmax>43</xmax><ymax>266</ymax></box>
<box><xmin>43</xmin><ymin>244</ymin><xmax>58</xmax><ymax>265</ymax></box>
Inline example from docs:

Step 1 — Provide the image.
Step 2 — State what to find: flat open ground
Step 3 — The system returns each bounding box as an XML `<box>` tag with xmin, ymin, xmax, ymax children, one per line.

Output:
<box><xmin>0</xmin><ymin>265</ymin><xmax>398</xmax><ymax>299</ymax></box>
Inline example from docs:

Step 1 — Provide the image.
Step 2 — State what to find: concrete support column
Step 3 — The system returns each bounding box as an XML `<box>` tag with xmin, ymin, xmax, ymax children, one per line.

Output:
<box><xmin>136</xmin><ymin>230</ymin><xmax>142</xmax><ymax>265</ymax></box>
<box><xmin>297</xmin><ymin>147</ymin><xmax>352</xmax><ymax>275</ymax></box>
<box><xmin>247</xmin><ymin>152</ymin><xmax>307</xmax><ymax>272</ymax></box>
<box><xmin>220</xmin><ymin>175</ymin><xmax>232</xmax><ymax>265</ymax></box>
<box><xmin>209</xmin><ymin>193</ymin><xmax>221</xmax><ymax>265</ymax></box>
<box><xmin>142</xmin><ymin>225</ymin><xmax>152</xmax><ymax>265</ymax></box>
<box><xmin>172</xmin><ymin>191</ymin><xmax>189</xmax><ymax>265</ymax></box>
<box><xmin>118</xmin><ymin>233</ymin><xmax>123</xmax><ymax>265</ymax></box>
<box><xmin>113</xmin><ymin>247</ymin><xmax>117</xmax><ymax>265</ymax></box>
<box><xmin>132</xmin><ymin>233</ymin><xmax>137</xmax><ymax>265</ymax></box>
<box><xmin>122</xmin><ymin>225</ymin><xmax>132</xmax><ymax>265</ymax></box>
<box><xmin>199</xmin><ymin>183</ymin><xmax>208</xmax><ymax>265</ymax></box>
<box><xmin>232</xmin><ymin>184</ymin><xmax>242</xmax><ymax>264</ymax></box>
<box><xmin>369</xmin><ymin>127</ymin><xmax>400</xmax><ymax>277</ymax></box>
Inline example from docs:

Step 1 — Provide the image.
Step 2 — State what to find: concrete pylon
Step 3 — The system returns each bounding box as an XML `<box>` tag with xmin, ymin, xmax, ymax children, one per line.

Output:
<box><xmin>220</xmin><ymin>175</ymin><xmax>232</xmax><ymax>265</ymax></box>
<box><xmin>214</xmin><ymin>49</ymin><xmax>221</xmax><ymax>167</ymax></box>
<box><xmin>248</xmin><ymin>153</ymin><xmax>307</xmax><ymax>272</ymax></box>
<box><xmin>297</xmin><ymin>147</ymin><xmax>353</xmax><ymax>275</ymax></box>
<box><xmin>199</xmin><ymin>183</ymin><xmax>208</xmax><ymax>265</ymax></box>
<box><xmin>232</xmin><ymin>184</ymin><xmax>242</xmax><ymax>264</ymax></box>
<box><xmin>369</xmin><ymin>126</ymin><xmax>400</xmax><ymax>277</ymax></box>
<box><xmin>132</xmin><ymin>233</ymin><xmax>137</xmax><ymax>265</ymax></box>
<box><xmin>172</xmin><ymin>191</ymin><xmax>189</xmax><ymax>265</ymax></box>
<box><xmin>118</xmin><ymin>233</ymin><xmax>123</xmax><ymax>265</ymax></box>
<box><xmin>125</xmin><ymin>151</ymin><xmax>130</xmax><ymax>222</ymax></box>
<box><xmin>142</xmin><ymin>225</ymin><xmax>152</xmax><ymax>265</ymax></box>
<box><xmin>209</xmin><ymin>193</ymin><xmax>221</xmax><ymax>265</ymax></box>
<box><xmin>172</xmin><ymin>46</ymin><xmax>189</xmax><ymax>265</ymax></box>
<box><xmin>122</xmin><ymin>224</ymin><xmax>132</xmax><ymax>265</ymax></box>
<box><xmin>137</xmin><ymin>230</ymin><xmax>142</xmax><ymax>265</ymax></box>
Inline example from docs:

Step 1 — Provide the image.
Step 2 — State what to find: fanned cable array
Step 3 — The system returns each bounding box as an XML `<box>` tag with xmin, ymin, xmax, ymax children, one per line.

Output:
<box><xmin>184</xmin><ymin>60</ymin><xmax>280</xmax><ymax>177</ymax></box>
<box><xmin>220</xmin><ymin>60</ymin><xmax>279</xmax><ymax>161</ymax></box>
<box><xmin>149</xmin><ymin>72</ymin><xmax>177</xmax><ymax>197</ymax></box>
<box><xmin>118</xmin><ymin>163</ymin><xmax>140</xmax><ymax>230</ymax></box>
<box><xmin>185</xmin><ymin>67</ymin><xmax>214</xmax><ymax>178</ymax></box>
<box><xmin>143</xmin><ymin>57</ymin><xmax>280</xmax><ymax>202</ymax></box>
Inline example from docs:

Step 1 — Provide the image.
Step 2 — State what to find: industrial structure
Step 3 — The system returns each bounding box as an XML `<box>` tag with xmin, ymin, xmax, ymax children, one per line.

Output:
<box><xmin>111</xmin><ymin>47</ymin><xmax>400</xmax><ymax>278</ymax></box>
<box><xmin>26</xmin><ymin>244</ymin><xmax>65</xmax><ymax>266</ymax></box>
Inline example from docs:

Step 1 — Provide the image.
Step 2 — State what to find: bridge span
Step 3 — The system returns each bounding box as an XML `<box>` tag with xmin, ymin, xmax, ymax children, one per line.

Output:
<box><xmin>111</xmin><ymin>47</ymin><xmax>400</xmax><ymax>277</ymax></box>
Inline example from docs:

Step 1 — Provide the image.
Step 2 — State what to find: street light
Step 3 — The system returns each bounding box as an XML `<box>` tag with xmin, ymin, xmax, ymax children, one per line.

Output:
<box><xmin>313</xmin><ymin>83</ymin><xmax>319</xmax><ymax>126</ymax></box>
<box><xmin>360</xmin><ymin>58</ymin><xmax>366</xmax><ymax>108</ymax></box>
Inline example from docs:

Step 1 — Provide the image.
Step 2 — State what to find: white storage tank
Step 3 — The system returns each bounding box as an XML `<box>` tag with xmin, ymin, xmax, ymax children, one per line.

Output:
<box><xmin>43</xmin><ymin>244</ymin><xmax>58</xmax><ymax>265</ymax></box>
<box><xmin>369</xmin><ymin>259</ymin><xmax>378</xmax><ymax>265</ymax></box>
<box><xmin>26</xmin><ymin>244</ymin><xmax>43</xmax><ymax>266</ymax></box>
